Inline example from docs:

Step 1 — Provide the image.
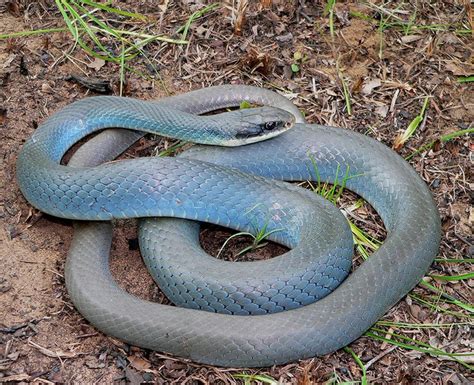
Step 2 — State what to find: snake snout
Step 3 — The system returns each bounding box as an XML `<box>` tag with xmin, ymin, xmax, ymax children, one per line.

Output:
<box><xmin>229</xmin><ymin>107</ymin><xmax>296</xmax><ymax>145</ymax></box>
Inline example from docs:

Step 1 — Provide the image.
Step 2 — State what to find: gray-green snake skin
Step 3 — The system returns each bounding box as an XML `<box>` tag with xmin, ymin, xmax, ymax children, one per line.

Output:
<box><xmin>16</xmin><ymin>85</ymin><xmax>441</xmax><ymax>367</ymax></box>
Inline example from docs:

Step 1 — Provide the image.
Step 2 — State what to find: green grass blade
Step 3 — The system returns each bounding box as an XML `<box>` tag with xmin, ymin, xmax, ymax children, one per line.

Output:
<box><xmin>420</xmin><ymin>280</ymin><xmax>474</xmax><ymax>313</ymax></box>
<box><xmin>366</xmin><ymin>329</ymin><xmax>474</xmax><ymax>370</ymax></box>
<box><xmin>324</xmin><ymin>0</ymin><xmax>337</xmax><ymax>38</ymax></box>
<box><xmin>79</xmin><ymin>0</ymin><xmax>147</xmax><ymax>20</ymax></box>
<box><xmin>0</xmin><ymin>27</ymin><xmax>68</xmax><ymax>39</ymax></box>
<box><xmin>233</xmin><ymin>373</ymin><xmax>279</xmax><ymax>385</ymax></box>
<box><xmin>177</xmin><ymin>3</ymin><xmax>220</xmax><ymax>40</ymax></box>
<box><xmin>217</xmin><ymin>232</ymin><xmax>254</xmax><ymax>258</ymax></box>
<box><xmin>55</xmin><ymin>0</ymin><xmax>79</xmax><ymax>41</ymax></box>
<box><xmin>430</xmin><ymin>272</ymin><xmax>474</xmax><ymax>281</ymax></box>
<box><xmin>343</xmin><ymin>347</ymin><xmax>367</xmax><ymax>385</ymax></box>
<box><xmin>405</xmin><ymin>127</ymin><xmax>473</xmax><ymax>160</ymax></box>
<box><xmin>434</xmin><ymin>258</ymin><xmax>474</xmax><ymax>263</ymax></box>
<box><xmin>119</xmin><ymin>41</ymin><xmax>125</xmax><ymax>96</ymax></box>
<box><xmin>409</xmin><ymin>293</ymin><xmax>469</xmax><ymax>318</ymax></box>
<box><xmin>457</xmin><ymin>75</ymin><xmax>474</xmax><ymax>83</ymax></box>
<box><xmin>376</xmin><ymin>320</ymin><xmax>472</xmax><ymax>329</ymax></box>
<box><xmin>157</xmin><ymin>141</ymin><xmax>188</xmax><ymax>157</ymax></box>
<box><xmin>64</xmin><ymin>0</ymin><xmax>113</xmax><ymax>58</ymax></box>
<box><xmin>395</xmin><ymin>96</ymin><xmax>430</xmax><ymax>149</ymax></box>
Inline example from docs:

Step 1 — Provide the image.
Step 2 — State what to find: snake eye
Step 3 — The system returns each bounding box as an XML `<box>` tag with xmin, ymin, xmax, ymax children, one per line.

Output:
<box><xmin>264</xmin><ymin>121</ymin><xmax>278</xmax><ymax>131</ymax></box>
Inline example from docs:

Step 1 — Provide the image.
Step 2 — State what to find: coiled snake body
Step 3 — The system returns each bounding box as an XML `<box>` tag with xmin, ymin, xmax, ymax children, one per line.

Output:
<box><xmin>16</xmin><ymin>86</ymin><xmax>441</xmax><ymax>367</ymax></box>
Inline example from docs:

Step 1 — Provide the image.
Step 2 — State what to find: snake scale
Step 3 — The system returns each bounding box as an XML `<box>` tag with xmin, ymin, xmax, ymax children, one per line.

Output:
<box><xmin>16</xmin><ymin>85</ymin><xmax>441</xmax><ymax>367</ymax></box>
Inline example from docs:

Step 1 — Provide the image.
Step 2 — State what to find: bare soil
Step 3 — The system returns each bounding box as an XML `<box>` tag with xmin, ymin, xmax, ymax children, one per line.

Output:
<box><xmin>0</xmin><ymin>1</ymin><xmax>472</xmax><ymax>384</ymax></box>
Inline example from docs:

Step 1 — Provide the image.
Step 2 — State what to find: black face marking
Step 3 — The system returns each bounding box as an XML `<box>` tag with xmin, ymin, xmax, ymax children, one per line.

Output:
<box><xmin>235</xmin><ymin>129</ymin><xmax>263</xmax><ymax>139</ymax></box>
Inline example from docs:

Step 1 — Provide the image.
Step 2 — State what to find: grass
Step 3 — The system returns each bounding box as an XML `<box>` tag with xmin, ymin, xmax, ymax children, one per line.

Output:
<box><xmin>352</xmin><ymin>3</ymin><xmax>472</xmax><ymax>61</ymax></box>
<box><xmin>376</xmin><ymin>320</ymin><xmax>472</xmax><ymax>329</ymax></box>
<box><xmin>324</xmin><ymin>0</ymin><xmax>337</xmax><ymax>38</ymax></box>
<box><xmin>336</xmin><ymin>61</ymin><xmax>352</xmax><ymax>116</ymax></box>
<box><xmin>217</xmin><ymin>204</ymin><xmax>284</xmax><ymax>258</ymax></box>
<box><xmin>435</xmin><ymin>258</ymin><xmax>474</xmax><ymax>263</ymax></box>
<box><xmin>0</xmin><ymin>1</ymin><xmax>218</xmax><ymax>95</ymax></box>
<box><xmin>366</xmin><ymin>328</ymin><xmax>474</xmax><ymax>371</ymax></box>
<box><xmin>306</xmin><ymin>156</ymin><xmax>379</xmax><ymax>259</ymax></box>
<box><xmin>306</xmin><ymin>156</ymin><xmax>358</xmax><ymax>203</ymax></box>
<box><xmin>351</xmin><ymin>4</ymin><xmax>472</xmax><ymax>36</ymax></box>
<box><xmin>393</xmin><ymin>96</ymin><xmax>430</xmax><ymax>150</ymax></box>
<box><xmin>305</xmin><ymin>155</ymin><xmax>473</xmax><ymax>377</ymax></box>
<box><xmin>430</xmin><ymin>272</ymin><xmax>474</xmax><ymax>282</ymax></box>
<box><xmin>419</xmin><ymin>280</ymin><xmax>473</xmax><ymax>313</ymax></box>
<box><xmin>457</xmin><ymin>75</ymin><xmax>474</xmax><ymax>83</ymax></box>
<box><xmin>406</xmin><ymin>127</ymin><xmax>474</xmax><ymax>160</ymax></box>
<box><xmin>52</xmin><ymin>0</ymin><xmax>183</xmax><ymax>95</ymax></box>
<box><xmin>371</xmin><ymin>3</ymin><xmax>400</xmax><ymax>59</ymax></box>
<box><xmin>53</xmin><ymin>0</ymin><xmax>185</xmax><ymax>61</ymax></box>
<box><xmin>343</xmin><ymin>347</ymin><xmax>368</xmax><ymax>385</ymax></box>
<box><xmin>232</xmin><ymin>373</ymin><xmax>279</xmax><ymax>385</ymax></box>
<box><xmin>177</xmin><ymin>3</ymin><xmax>220</xmax><ymax>41</ymax></box>
<box><xmin>157</xmin><ymin>141</ymin><xmax>188</xmax><ymax>157</ymax></box>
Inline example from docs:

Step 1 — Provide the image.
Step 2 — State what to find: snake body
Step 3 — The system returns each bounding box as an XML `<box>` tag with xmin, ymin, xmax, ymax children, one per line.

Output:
<box><xmin>16</xmin><ymin>86</ymin><xmax>441</xmax><ymax>367</ymax></box>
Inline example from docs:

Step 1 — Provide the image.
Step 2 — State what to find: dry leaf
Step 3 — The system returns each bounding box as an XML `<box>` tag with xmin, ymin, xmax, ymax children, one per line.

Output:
<box><xmin>375</xmin><ymin>104</ymin><xmax>389</xmax><ymax>118</ymax></box>
<box><xmin>2</xmin><ymin>54</ymin><xmax>16</xmax><ymax>69</ymax></box>
<box><xmin>128</xmin><ymin>355</ymin><xmax>154</xmax><ymax>372</ymax></box>
<box><xmin>438</xmin><ymin>33</ymin><xmax>459</xmax><ymax>45</ymax></box>
<box><xmin>445</xmin><ymin>62</ymin><xmax>473</xmax><ymax>76</ymax></box>
<box><xmin>382</xmin><ymin>80</ymin><xmax>413</xmax><ymax>91</ymax></box>
<box><xmin>362</xmin><ymin>78</ymin><xmax>381</xmax><ymax>95</ymax></box>
<box><xmin>86</xmin><ymin>57</ymin><xmax>106</xmax><ymax>71</ymax></box>
<box><xmin>400</xmin><ymin>35</ymin><xmax>423</xmax><ymax>44</ymax></box>
<box><xmin>125</xmin><ymin>367</ymin><xmax>143</xmax><ymax>385</ymax></box>
<box><xmin>41</xmin><ymin>83</ymin><xmax>54</xmax><ymax>94</ymax></box>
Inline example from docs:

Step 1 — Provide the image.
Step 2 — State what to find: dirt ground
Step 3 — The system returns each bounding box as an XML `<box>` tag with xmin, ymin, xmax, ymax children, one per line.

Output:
<box><xmin>0</xmin><ymin>1</ymin><xmax>473</xmax><ymax>384</ymax></box>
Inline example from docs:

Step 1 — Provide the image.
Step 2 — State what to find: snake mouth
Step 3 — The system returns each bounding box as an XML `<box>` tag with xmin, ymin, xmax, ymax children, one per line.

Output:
<box><xmin>234</xmin><ymin>116</ymin><xmax>295</xmax><ymax>141</ymax></box>
<box><xmin>235</xmin><ymin>129</ymin><xmax>264</xmax><ymax>140</ymax></box>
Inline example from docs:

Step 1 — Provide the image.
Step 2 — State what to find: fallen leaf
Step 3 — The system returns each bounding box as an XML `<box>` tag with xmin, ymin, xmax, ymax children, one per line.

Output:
<box><xmin>125</xmin><ymin>366</ymin><xmax>143</xmax><ymax>385</ymax></box>
<box><xmin>41</xmin><ymin>83</ymin><xmax>54</xmax><ymax>94</ymax></box>
<box><xmin>438</xmin><ymin>33</ymin><xmax>460</xmax><ymax>45</ymax></box>
<box><xmin>2</xmin><ymin>54</ymin><xmax>16</xmax><ymax>69</ymax></box>
<box><xmin>86</xmin><ymin>57</ymin><xmax>106</xmax><ymax>71</ymax></box>
<box><xmin>400</xmin><ymin>35</ymin><xmax>423</xmax><ymax>44</ymax></box>
<box><xmin>362</xmin><ymin>78</ymin><xmax>381</xmax><ymax>95</ymax></box>
<box><xmin>445</xmin><ymin>62</ymin><xmax>473</xmax><ymax>76</ymax></box>
<box><xmin>128</xmin><ymin>355</ymin><xmax>154</xmax><ymax>372</ymax></box>
<box><xmin>382</xmin><ymin>80</ymin><xmax>413</xmax><ymax>91</ymax></box>
<box><xmin>276</xmin><ymin>32</ymin><xmax>293</xmax><ymax>42</ymax></box>
<box><xmin>375</xmin><ymin>104</ymin><xmax>389</xmax><ymax>118</ymax></box>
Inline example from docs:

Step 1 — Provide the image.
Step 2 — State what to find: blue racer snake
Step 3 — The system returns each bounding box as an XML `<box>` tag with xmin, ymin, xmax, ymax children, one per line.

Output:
<box><xmin>16</xmin><ymin>85</ymin><xmax>441</xmax><ymax>367</ymax></box>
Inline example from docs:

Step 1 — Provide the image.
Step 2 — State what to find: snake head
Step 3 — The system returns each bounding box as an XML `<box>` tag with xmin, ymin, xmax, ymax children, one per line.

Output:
<box><xmin>222</xmin><ymin>106</ymin><xmax>296</xmax><ymax>146</ymax></box>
